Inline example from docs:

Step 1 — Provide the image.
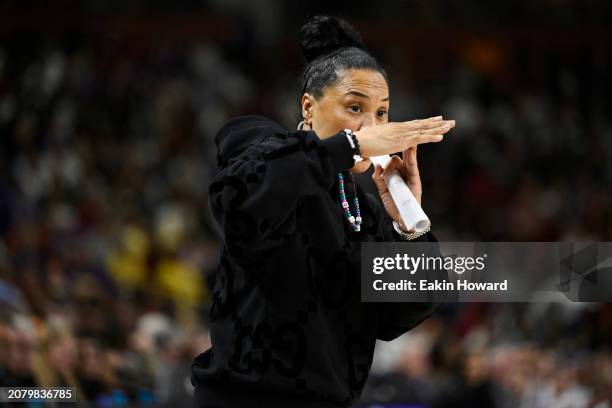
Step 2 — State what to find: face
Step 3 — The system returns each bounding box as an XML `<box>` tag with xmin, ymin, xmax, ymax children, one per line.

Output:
<box><xmin>301</xmin><ymin>68</ymin><xmax>389</xmax><ymax>173</ymax></box>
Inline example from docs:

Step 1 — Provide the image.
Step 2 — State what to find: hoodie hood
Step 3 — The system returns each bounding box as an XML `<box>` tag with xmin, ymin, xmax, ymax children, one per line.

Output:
<box><xmin>214</xmin><ymin>115</ymin><xmax>289</xmax><ymax>168</ymax></box>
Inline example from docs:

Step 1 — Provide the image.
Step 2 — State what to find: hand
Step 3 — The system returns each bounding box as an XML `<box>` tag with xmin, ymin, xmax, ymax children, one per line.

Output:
<box><xmin>355</xmin><ymin>116</ymin><xmax>455</xmax><ymax>158</ymax></box>
<box><xmin>371</xmin><ymin>148</ymin><xmax>422</xmax><ymax>233</ymax></box>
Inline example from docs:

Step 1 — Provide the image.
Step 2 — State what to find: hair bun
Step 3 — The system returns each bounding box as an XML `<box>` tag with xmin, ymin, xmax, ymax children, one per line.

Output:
<box><xmin>299</xmin><ymin>15</ymin><xmax>365</xmax><ymax>63</ymax></box>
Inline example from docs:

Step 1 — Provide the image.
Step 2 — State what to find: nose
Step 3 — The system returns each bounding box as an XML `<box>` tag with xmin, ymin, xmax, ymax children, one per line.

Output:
<box><xmin>358</xmin><ymin>113</ymin><xmax>378</xmax><ymax>130</ymax></box>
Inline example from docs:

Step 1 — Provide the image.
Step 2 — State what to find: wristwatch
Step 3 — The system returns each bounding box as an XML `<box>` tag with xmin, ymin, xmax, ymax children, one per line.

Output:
<box><xmin>342</xmin><ymin>128</ymin><xmax>364</xmax><ymax>164</ymax></box>
<box><xmin>393</xmin><ymin>221</ymin><xmax>431</xmax><ymax>240</ymax></box>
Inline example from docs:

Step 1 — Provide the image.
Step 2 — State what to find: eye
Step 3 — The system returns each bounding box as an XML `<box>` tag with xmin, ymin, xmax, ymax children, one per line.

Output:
<box><xmin>349</xmin><ymin>105</ymin><xmax>361</xmax><ymax>113</ymax></box>
<box><xmin>377</xmin><ymin>110</ymin><xmax>388</xmax><ymax>118</ymax></box>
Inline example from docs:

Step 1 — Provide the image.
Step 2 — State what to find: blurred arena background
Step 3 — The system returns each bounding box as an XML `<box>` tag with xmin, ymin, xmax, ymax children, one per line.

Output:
<box><xmin>1</xmin><ymin>1</ymin><xmax>612</xmax><ymax>407</ymax></box>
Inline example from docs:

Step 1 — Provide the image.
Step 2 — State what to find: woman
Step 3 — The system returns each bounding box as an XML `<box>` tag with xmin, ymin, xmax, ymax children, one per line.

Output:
<box><xmin>191</xmin><ymin>15</ymin><xmax>455</xmax><ymax>408</ymax></box>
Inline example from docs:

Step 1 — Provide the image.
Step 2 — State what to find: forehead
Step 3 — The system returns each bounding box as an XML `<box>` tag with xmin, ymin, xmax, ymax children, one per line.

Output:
<box><xmin>329</xmin><ymin>68</ymin><xmax>388</xmax><ymax>99</ymax></box>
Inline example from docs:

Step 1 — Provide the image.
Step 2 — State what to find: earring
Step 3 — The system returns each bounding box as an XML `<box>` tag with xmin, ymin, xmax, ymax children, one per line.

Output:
<box><xmin>297</xmin><ymin>120</ymin><xmax>305</xmax><ymax>130</ymax></box>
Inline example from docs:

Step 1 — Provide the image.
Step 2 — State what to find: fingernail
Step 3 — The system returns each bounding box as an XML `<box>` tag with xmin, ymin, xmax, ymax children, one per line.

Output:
<box><xmin>432</xmin><ymin>116</ymin><xmax>442</xmax><ymax>120</ymax></box>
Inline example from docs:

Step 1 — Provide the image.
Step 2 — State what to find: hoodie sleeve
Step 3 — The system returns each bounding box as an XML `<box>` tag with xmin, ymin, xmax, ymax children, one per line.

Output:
<box><xmin>365</xmin><ymin>192</ymin><xmax>444</xmax><ymax>342</ymax></box>
<box><xmin>209</xmin><ymin>115</ymin><xmax>354</xmax><ymax>262</ymax></box>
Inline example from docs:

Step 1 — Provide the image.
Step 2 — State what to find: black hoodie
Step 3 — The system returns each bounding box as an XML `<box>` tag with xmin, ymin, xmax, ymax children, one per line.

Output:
<box><xmin>191</xmin><ymin>115</ymin><xmax>440</xmax><ymax>408</ymax></box>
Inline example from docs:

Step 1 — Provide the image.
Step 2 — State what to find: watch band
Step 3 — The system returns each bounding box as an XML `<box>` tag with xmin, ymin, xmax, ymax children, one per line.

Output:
<box><xmin>342</xmin><ymin>129</ymin><xmax>364</xmax><ymax>163</ymax></box>
<box><xmin>393</xmin><ymin>221</ymin><xmax>431</xmax><ymax>240</ymax></box>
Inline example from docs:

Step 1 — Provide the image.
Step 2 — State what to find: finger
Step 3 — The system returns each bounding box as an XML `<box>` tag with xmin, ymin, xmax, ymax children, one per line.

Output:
<box><xmin>372</xmin><ymin>163</ymin><xmax>385</xmax><ymax>182</ymax></box>
<box><xmin>372</xmin><ymin>163</ymin><xmax>383</xmax><ymax>178</ymax></box>
<box><xmin>371</xmin><ymin>164</ymin><xmax>388</xmax><ymax>193</ymax></box>
<box><xmin>412</xmin><ymin>121</ymin><xmax>455</xmax><ymax>135</ymax></box>
<box><xmin>407</xmin><ymin>122</ymin><xmax>454</xmax><ymax>142</ymax></box>
<box><xmin>400</xmin><ymin>146</ymin><xmax>415</xmax><ymax>169</ymax></box>
<box><xmin>403</xmin><ymin>117</ymin><xmax>451</xmax><ymax>131</ymax></box>
<box><xmin>398</xmin><ymin>150</ymin><xmax>414</xmax><ymax>182</ymax></box>
<box><xmin>411</xmin><ymin>145</ymin><xmax>419</xmax><ymax>168</ymax></box>
<box><xmin>403</xmin><ymin>119</ymin><xmax>444</xmax><ymax>132</ymax></box>
<box><xmin>381</xmin><ymin>155</ymin><xmax>404</xmax><ymax>178</ymax></box>
<box><xmin>397</xmin><ymin>124</ymin><xmax>453</xmax><ymax>149</ymax></box>
<box><xmin>403</xmin><ymin>145</ymin><xmax>418</xmax><ymax>166</ymax></box>
<box><xmin>397</xmin><ymin>118</ymin><xmax>442</xmax><ymax>133</ymax></box>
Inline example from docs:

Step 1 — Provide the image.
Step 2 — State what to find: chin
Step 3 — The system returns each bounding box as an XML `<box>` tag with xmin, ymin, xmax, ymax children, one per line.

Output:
<box><xmin>350</xmin><ymin>159</ymin><xmax>372</xmax><ymax>174</ymax></box>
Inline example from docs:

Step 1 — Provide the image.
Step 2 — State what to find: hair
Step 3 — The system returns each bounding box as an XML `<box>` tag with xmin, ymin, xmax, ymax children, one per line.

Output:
<box><xmin>298</xmin><ymin>15</ymin><xmax>388</xmax><ymax>101</ymax></box>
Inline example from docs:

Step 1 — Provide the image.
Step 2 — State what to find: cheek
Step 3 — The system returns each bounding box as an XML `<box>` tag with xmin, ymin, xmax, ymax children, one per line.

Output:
<box><xmin>314</xmin><ymin>107</ymin><xmax>358</xmax><ymax>137</ymax></box>
<box><xmin>330</xmin><ymin>106</ymin><xmax>361</xmax><ymax>131</ymax></box>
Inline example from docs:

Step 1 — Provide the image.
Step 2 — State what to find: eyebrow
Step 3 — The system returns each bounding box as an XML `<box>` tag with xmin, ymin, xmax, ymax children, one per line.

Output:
<box><xmin>344</xmin><ymin>91</ymin><xmax>389</xmax><ymax>102</ymax></box>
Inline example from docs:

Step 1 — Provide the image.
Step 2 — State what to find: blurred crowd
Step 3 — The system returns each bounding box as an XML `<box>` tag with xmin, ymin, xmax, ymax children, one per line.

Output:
<box><xmin>1</xmin><ymin>1</ymin><xmax>612</xmax><ymax>407</ymax></box>
<box><xmin>363</xmin><ymin>303</ymin><xmax>612</xmax><ymax>408</ymax></box>
<box><xmin>0</xmin><ymin>17</ymin><xmax>229</xmax><ymax>408</ymax></box>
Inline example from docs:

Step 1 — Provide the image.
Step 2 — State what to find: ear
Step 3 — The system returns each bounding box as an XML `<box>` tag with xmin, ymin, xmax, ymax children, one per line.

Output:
<box><xmin>300</xmin><ymin>93</ymin><xmax>315</xmax><ymax>125</ymax></box>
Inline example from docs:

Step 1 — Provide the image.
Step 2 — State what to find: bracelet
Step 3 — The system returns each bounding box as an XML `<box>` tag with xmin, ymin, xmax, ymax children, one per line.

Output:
<box><xmin>342</xmin><ymin>129</ymin><xmax>364</xmax><ymax>163</ymax></box>
<box><xmin>392</xmin><ymin>221</ymin><xmax>431</xmax><ymax>240</ymax></box>
<box><xmin>349</xmin><ymin>131</ymin><xmax>360</xmax><ymax>155</ymax></box>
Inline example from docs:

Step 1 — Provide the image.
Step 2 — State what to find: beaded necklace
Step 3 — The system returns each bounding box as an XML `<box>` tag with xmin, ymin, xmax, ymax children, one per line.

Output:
<box><xmin>297</xmin><ymin>122</ymin><xmax>363</xmax><ymax>232</ymax></box>
<box><xmin>337</xmin><ymin>172</ymin><xmax>362</xmax><ymax>232</ymax></box>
